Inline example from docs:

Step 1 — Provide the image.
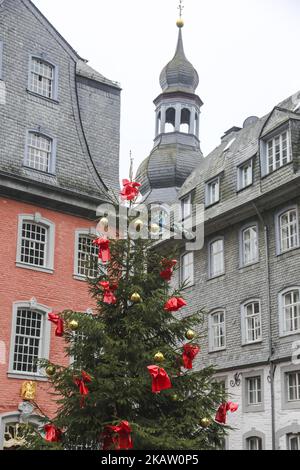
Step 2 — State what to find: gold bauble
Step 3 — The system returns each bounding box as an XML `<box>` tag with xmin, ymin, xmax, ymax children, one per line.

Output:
<box><xmin>170</xmin><ymin>394</ymin><xmax>179</xmax><ymax>402</ymax></box>
<box><xmin>68</xmin><ymin>319</ymin><xmax>79</xmax><ymax>331</ymax></box>
<box><xmin>154</xmin><ymin>352</ymin><xmax>165</xmax><ymax>363</ymax></box>
<box><xmin>200</xmin><ymin>417</ymin><xmax>211</xmax><ymax>428</ymax></box>
<box><xmin>131</xmin><ymin>292</ymin><xmax>142</xmax><ymax>303</ymax></box>
<box><xmin>185</xmin><ymin>329</ymin><xmax>196</xmax><ymax>341</ymax></box>
<box><xmin>134</xmin><ymin>219</ymin><xmax>144</xmax><ymax>232</ymax></box>
<box><xmin>46</xmin><ymin>366</ymin><xmax>56</xmax><ymax>377</ymax></box>
<box><xmin>99</xmin><ymin>217</ymin><xmax>109</xmax><ymax>230</ymax></box>
<box><xmin>150</xmin><ymin>223</ymin><xmax>160</xmax><ymax>235</ymax></box>
<box><xmin>176</xmin><ymin>18</ymin><xmax>184</xmax><ymax>28</ymax></box>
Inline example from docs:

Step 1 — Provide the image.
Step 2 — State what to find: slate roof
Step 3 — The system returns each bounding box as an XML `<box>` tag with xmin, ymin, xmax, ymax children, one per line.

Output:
<box><xmin>76</xmin><ymin>60</ymin><xmax>121</xmax><ymax>89</ymax></box>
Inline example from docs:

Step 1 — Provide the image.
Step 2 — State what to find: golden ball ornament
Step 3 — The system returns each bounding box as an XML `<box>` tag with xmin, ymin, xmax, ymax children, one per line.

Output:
<box><xmin>150</xmin><ymin>223</ymin><xmax>160</xmax><ymax>235</ymax></box>
<box><xmin>185</xmin><ymin>329</ymin><xmax>196</xmax><ymax>341</ymax></box>
<box><xmin>134</xmin><ymin>219</ymin><xmax>144</xmax><ymax>232</ymax></box>
<box><xmin>131</xmin><ymin>292</ymin><xmax>142</xmax><ymax>303</ymax></box>
<box><xmin>200</xmin><ymin>417</ymin><xmax>211</xmax><ymax>428</ymax></box>
<box><xmin>46</xmin><ymin>366</ymin><xmax>56</xmax><ymax>377</ymax></box>
<box><xmin>170</xmin><ymin>394</ymin><xmax>179</xmax><ymax>402</ymax></box>
<box><xmin>99</xmin><ymin>217</ymin><xmax>109</xmax><ymax>231</ymax></box>
<box><xmin>176</xmin><ymin>18</ymin><xmax>184</xmax><ymax>28</ymax></box>
<box><xmin>154</xmin><ymin>352</ymin><xmax>165</xmax><ymax>363</ymax></box>
<box><xmin>68</xmin><ymin>319</ymin><xmax>79</xmax><ymax>331</ymax></box>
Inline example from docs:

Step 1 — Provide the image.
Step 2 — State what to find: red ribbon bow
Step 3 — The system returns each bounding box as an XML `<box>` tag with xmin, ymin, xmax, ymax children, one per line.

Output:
<box><xmin>147</xmin><ymin>365</ymin><xmax>172</xmax><ymax>393</ymax></box>
<box><xmin>164</xmin><ymin>297</ymin><xmax>187</xmax><ymax>312</ymax></box>
<box><xmin>102</xmin><ymin>421</ymin><xmax>133</xmax><ymax>450</ymax></box>
<box><xmin>48</xmin><ymin>313</ymin><xmax>64</xmax><ymax>337</ymax></box>
<box><xmin>120</xmin><ymin>179</ymin><xmax>141</xmax><ymax>201</ymax></box>
<box><xmin>160</xmin><ymin>259</ymin><xmax>177</xmax><ymax>281</ymax></box>
<box><xmin>99</xmin><ymin>281</ymin><xmax>117</xmax><ymax>305</ymax></box>
<box><xmin>182</xmin><ymin>344</ymin><xmax>200</xmax><ymax>370</ymax></box>
<box><xmin>74</xmin><ymin>371</ymin><xmax>92</xmax><ymax>408</ymax></box>
<box><xmin>44</xmin><ymin>424</ymin><xmax>62</xmax><ymax>442</ymax></box>
<box><xmin>215</xmin><ymin>401</ymin><xmax>239</xmax><ymax>425</ymax></box>
<box><xmin>93</xmin><ymin>238</ymin><xmax>110</xmax><ymax>263</ymax></box>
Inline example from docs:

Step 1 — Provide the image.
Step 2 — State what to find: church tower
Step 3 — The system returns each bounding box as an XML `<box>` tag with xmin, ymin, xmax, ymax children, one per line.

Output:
<box><xmin>136</xmin><ymin>16</ymin><xmax>203</xmax><ymax>205</ymax></box>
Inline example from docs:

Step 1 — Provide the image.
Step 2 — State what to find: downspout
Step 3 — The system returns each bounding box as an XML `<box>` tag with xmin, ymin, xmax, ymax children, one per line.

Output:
<box><xmin>252</xmin><ymin>202</ymin><xmax>276</xmax><ymax>450</ymax></box>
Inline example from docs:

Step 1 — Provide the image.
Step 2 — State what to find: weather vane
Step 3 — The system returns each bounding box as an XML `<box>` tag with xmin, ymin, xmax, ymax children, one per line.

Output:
<box><xmin>178</xmin><ymin>0</ymin><xmax>184</xmax><ymax>19</ymax></box>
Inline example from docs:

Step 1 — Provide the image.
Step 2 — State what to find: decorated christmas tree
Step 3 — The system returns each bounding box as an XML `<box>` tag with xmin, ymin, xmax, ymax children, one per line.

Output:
<box><xmin>23</xmin><ymin>180</ymin><xmax>237</xmax><ymax>451</ymax></box>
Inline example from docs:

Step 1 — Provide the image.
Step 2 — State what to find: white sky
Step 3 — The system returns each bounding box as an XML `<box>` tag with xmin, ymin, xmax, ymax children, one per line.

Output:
<box><xmin>34</xmin><ymin>0</ymin><xmax>300</xmax><ymax>180</ymax></box>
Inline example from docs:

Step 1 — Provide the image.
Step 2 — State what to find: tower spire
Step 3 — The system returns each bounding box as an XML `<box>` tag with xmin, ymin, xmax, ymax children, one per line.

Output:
<box><xmin>177</xmin><ymin>0</ymin><xmax>184</xmax><ymax>28</ymax></box>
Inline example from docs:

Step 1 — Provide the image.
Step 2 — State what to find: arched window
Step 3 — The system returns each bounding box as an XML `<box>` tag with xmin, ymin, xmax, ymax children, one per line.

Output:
<box><xmin>209</xmin><ymin>310</ymin><xmax>226</xmax><ymax>351</ymax></box>
<box><xmin>279</xmin><ymin>287</ymin><xmax>300</xmax><ymax>336</ymax></box>
<box><xmin>241</xmin><ymin>300</ymin><xmax>262</xmax><ymax>344</ymax></box>
<box><xmin>165</xmin><ymin>107</ymin><xmax>175</xmax><ymax>133</ymax></box>
<box><xmin>25</xmin><ymin>130</ymin><xmax>57</xmax><ymax>174</ymax></box>
<box><xmin>180</xmin><ymin>108</ymin><xmax>191</xmax><ymax>133</ymax></box>
<box><xmin>208</xmin><ymin>238</ymin><xmax>224</xmax><ymax>278</ymax></box>
<box><xmin>246</xmin><ymin>436</ymin><xmax>263</xmax><ymax>450</ymax></box>
<box><xmin>156</xmin><ymin>111</ymin><xmax>162</xmax><ymax>135</ymax></box>
<box><xmin>0</xmin><ymin>412</ymin><xmax>41</xmax><ymax>450</ymax></box>
<box><xmin>240</xmin><ymin>224</ymin><xmax>259</xmax><ymax>267</ymax></box>
<box><xmin>29</xmin><ymin>56</ymin><xmax>58</xmax><ymax>100</ymax></box>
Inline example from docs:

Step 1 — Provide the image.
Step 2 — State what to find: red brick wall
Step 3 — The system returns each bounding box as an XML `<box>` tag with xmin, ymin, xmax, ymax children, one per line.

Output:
<box><xmin>0</xmin><ymin>197</ymin><xmax>97</xmax><ymax>418</ymax></box>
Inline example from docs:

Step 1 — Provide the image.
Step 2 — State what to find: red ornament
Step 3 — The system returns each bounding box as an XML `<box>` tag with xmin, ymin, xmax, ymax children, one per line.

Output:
<box><xmin>147</xmin><ymin>365</ymin><xmax>172</xmax><ymax>393</ymax></box>
<box><xmin>99</xmin><ymin>281</ymin><xmax>117</xmax><ymax>305</ymax></box>
<box><xmin>182</xmin><ymin>344</ymin><xmax>200</xmax><ymax>370</ymax></box>
<box><xmin>102</xmin><ymin>425</ymin><xmax>119</xmax><ymax>450</ymax></box>
<box><xmin>44</xmin><ymin>424</ymin><xmax>62</xmax><ymax>442</ymax></box>
<box><xmin>102</xmin><ymin>421</ymin><xmax>133</xmax><ymax>450</ymax></box>
<box><xmin>93</xmin><ymin>238</ymin><xmax>110</xmax><ymax>263</ymax></box>
<box><xmin>215</xmin><ymin>401</ymin><xmax>239</xmax><ymax>425</ymax></box>
<box><xmin>48</xmin><ymin>313</ymin><xmax>64</xmax><ymax>337</ymax></box>
<box><xmin>161</xmin><ymin>259</ymin><xmax>177</xmax><ymax>269</ymax></box>
<box><xmin>160</xmin><ymin>259</ymin><xmax>177</xmax><ymax>281</ymax></box>
<box><xmin>164</xmin><ymin>297</ymin><xmax>187</xmax><ymax>312</ymax></box>
<box><xmin>120</xmin><ymin>179</ymin><xmax>141</xmax><ymax>201</ymax></box>
<box><xmin>74</xmin><ymin>371</ymin><xmax>92</xmax><ymax>408</ymax></box>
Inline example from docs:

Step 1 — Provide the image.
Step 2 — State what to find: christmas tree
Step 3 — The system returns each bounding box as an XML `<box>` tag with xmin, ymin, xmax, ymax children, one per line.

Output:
<box><xmin>24</xmin><ymin>180</ymin><xmax>236</xmax><ymax>451</ymax></box>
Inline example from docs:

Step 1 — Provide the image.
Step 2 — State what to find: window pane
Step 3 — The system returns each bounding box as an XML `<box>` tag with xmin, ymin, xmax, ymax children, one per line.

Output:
<box><xmin>27</xmin><ymin>133</ymin><xmax>52</xmax><ymax>173</ymax></box>
<box><xmin>267</xmin><ymin>131</ymin><xmax>291</xmax><ymax>174</ymax></box>
<box><xmin>283</xmin><ymin>290</ymin><xmax>300</xmax><ymax>333</ymax></box>
<box><xmin>211</xmin><ymin>312</ymin><xmax>225</xmax><ymax>349</ymax></box>
<box><xmin>247</xmin><ymin>437</ymin><xmax>262</xmax><ymax>450</ymax></box>
<box><xmin>13</xmin><ymin>309</ymin><xmax>42</xmax><ymax>373</ymax></box>
<box><xmin>21</xmin><ymin>222</ymin><xmax>47</xmax><ymax>267</ymax></box>
<box><xmin>245</xmin><ymin>301</ymin><xmax>261</xmax><ymax>343</ymax></box>
<box><xmin>210</xmin><ymin>240</ymin><xmax>224</xmax><ymax>277</ymax></box>
<box><xmin>247</xmin><ymin>376</ymin><xmax>262</xmax><ymax>405</ymax></box>
<box><xmin>77</xmin><ymin>236</ymin><xmax>100</xmax><ymax>278</ymax></box>
<box><xmin>243</xmin><ymin>226</ymin><xmax>258</xmax><ymax>265</ymax></box>
<box><xmin>181</xmin><ymin>252</ymin><xmax>194</xmax><ymax>285</ymax></box>
<box><xmin>280</xmin><ymin>210</ymin><xmax>298</xmax><ymax>253</ymax></box>
<box><xmin>30</xmin><ymin>58</ymin><xmax>54</xmax><ymax>99</ymax></box>
<box><xmin>287</xmin><ymin>372</ymin><xmax>300</xmax><ymax>401</ymax></box>
<box><xmin>289</xmin><ymin>435</ymin><xmax>300</xmax><ymax>450</ymax></box>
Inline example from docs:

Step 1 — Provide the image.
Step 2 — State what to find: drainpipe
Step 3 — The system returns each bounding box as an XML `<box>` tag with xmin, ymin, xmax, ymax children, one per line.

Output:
<box><xmin>252</xmin><ymin>202</ymin><xmax>276</xmax><ymax>450</ymax></box>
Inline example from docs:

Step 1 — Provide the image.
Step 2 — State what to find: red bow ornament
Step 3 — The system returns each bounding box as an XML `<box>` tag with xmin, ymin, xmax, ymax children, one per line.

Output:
<box><xmin>93</xmin><ymin>238</ymin><xmax>110</xmax><ymax>263</ymax></box>
<box><xmin>48</xmin><ymin>313</ymin><xmax>64</xmax><ymax>337</ymax></box>
<box><xmin>160</xmin><ymin>259</ymin><xmax>177</xmax><ymax>282</ymax></box>
<box><xmin>147</xmin><ymin>365</ymin><xmax>172</xmax><ymax>393</ymax></box>
<box><xmin>120</xmin><ymin>179</ymin><xmax>141</xmax><ymax>201</ymax></box>
<box><xmin>164</xmin><ymin>297</ymin><xmax>187</xmax><ymax>312</ymax></box>
<box><xmin>215</xmin><ymin>401</ymin><xmax>239</xmax><ymax>425</ymax></box>
<box><xmin>99</xmin><ymin>281</ymin><xmax>117</xmax><ymax>305</ymax></box>
<box><xmin>102</xmin><ymin>425</ymin><xmax>119</xmax><ymax>450</ymax></box>
<box><xmin>74</xmin><ymin>371</ymin><xmax>92</xmax><ymax>408</ymax></box>
<box><xmin>182</xmin><ymin>344</ymin><xmax>200</xmax><ymax>370</ymax></box>
<box><xmin>44</xmin><ymin>424</ymin><xmax>62</xmax><ymax>442</ymax></box>
<box><xmin>102</xmin><ymin>421</ymin><xmax>133</xmax><ymax>450</ymax></box>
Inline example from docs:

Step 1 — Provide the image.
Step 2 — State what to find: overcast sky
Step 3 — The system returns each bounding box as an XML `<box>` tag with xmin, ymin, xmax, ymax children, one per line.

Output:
<box><xmin>34</xmin><ymin>0</ymin><xmax>300</xmax><ymax>180</ymax></box>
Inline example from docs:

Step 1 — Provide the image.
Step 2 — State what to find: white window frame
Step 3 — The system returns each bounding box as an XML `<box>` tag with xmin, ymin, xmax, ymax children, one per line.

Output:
<box><xmin>209</xmin><ymin>310</ymin><xmax>226</xmax><ymax>352</ymax></box>
<box><xmin>237</xmin><ymin>159</ymin><xmax>253</xmax><ymax>191</ymax></box>
<box><xmin>287</xmin><ymin>371</ymin><xmax>300</xmax><ymax>402</ymax></box>
<box><xmin>240</xmin><ymin>223</ymin><xmax>259</xmax><ymax>267</ymax></box>
<box><xmin>8</xmin><ymin>301</ymin><xmax>51</xmax><ymax>380</ymax></box>
<box><xmin>246</xmin><ymin>376</ymin><xmax>262</xmax><ymax>406</ymax></box>
<box><xmin>0</xmin><ymin>412</ymin><xmax>42</xmax><ymax>450</ymax></box>
<box><xmin>243</xmin><ymin>370</ymin><xmax>265</xmax><ymax>413</ymax></box>
<box><xmin>181</xmin><ymin>194</ymin><xmax>192</xmax><ymax>220</ymax></box>
<box><xmin>74</xmin><ymin>229</ymin><xmax>107</xmax><ymax>281</ymax></box>
<box><xmin>266</xmin><ymin>130</ymin><xmax>291</xmax><ymax>174</ymax></box>
<box><xmin>16</xmin><ymin>214</ymin><xmax>55</xmax><ymax>274</ymax></box>
<box><xmin>275</xmin><ymin>207</ymin><xmax>299</xmax><ymax>255</ymax></box>
<box><xmin>205</xmin><ymin>177</ymin><xmax>220</xmax><ymax>207</ymax></box>
<box><xmin>246</xmin><ymin>436</ymin><xmax>263</xmax><ymax>450</ymax></box>
<box><xmin>278</xmin><ymin>287</ymin><xmax>300</xmax><ymax>337</ymax></box>
<box><xmin>24</xmin><ymin>129</ymin><xmax>57</xmax><ymax>174</ymax></box>
<box><xmin>208</xmin><ymin>237</ymin><xmax>225</xmax><ymax>279</ymax></box>
<box><xmin>180</xmin><ymin>252</ymin><xmax>194</xmax><ymax>287</ymax></box>
<box><xmin>28</xmin><ymin>55</ymin><xmax>58</xmax><ymax>101</ymax></box>
<box><xmin>288</xmin><ymin>434</ymin><xmax>300</xmax><ymax>450</ymax></box>
<box><xmin>241</xmin><ymin>299</ymin><xmax>262</xmax><ymax>345</ymax></box>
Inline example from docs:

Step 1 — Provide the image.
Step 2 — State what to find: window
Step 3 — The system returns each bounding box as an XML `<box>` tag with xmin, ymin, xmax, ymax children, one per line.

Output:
<box><xmin>29</xmin><ymin>57</ymin><xmax>57</xmax><ymax>100</ymax></box>
<box><xmin>209</xmin><ymin>238</ymin><xmax>224</xmax><ymax>278</ymax></box>
<box><xmin>0</xmin><ymin>413</ymin><xmax>41</xmax><ymax>450</ymax></box>
<box><xmin>25</xmin><ymin>132</ymin><xmax>54</xmax><ymax>173</ymax></box>
<box><xmin>238</xmin><ymin>160</ymin><xmax>253</xmax><ymax>190</ymax></box>
<box><xmin>246</xmin><ymin>437</ymin><xmax>262</xmax><ymax>450</ymax></box>
<box><xmin>287</xmin><ymin>372</ymin><xmax>300</xmax><ymax>402</ymax></box>
<box><xmin>205</xmin><ymin>177</ymin><xmax>220</xmax><ymax>206</ymax></box>
<box><xmin>165</xmin><ymin>107</ymin><xmax>175</xmax><ymax>133</ymax></box>
<box><xmin>266</xmin><ymin>130</ymin><xmax>291</xmax><ymax>174</ymax></box>
<box><xmin>151</xmin><ymin>205</ymin><xmax>169</xmax><ymax>236</ymax></box>
<box><xmin>246</xmin><ymin>376</ymin><xmax>262</xmax><ymax>406</ymax></box>
<box><xmin>209</xmin><ymin>311</ymin><xmax>226</xmax><ymax>351</ymax></box>
<box><xmin>278</xmin><ymin>208</ymin><xmax>299</xmax><ymax>253</ymax></box>
<box><xmin>9</xmin><ymin>301</ymin><xmax>51</xmax><ymax>379</ymax></box>
<box><xmin>16</xmin><ymin>214</ymin><xmax>55</xmax><ymax>273</ymax></box>
<box><xmin>74</xmin><ymin>230</ymin><xmax>107</xmax><ymax>280</ymax></box>
<box><xmin>241</xmin><ymin>301</ymin><xmax>262</xmax><ymax>344</ymax></box>
<box><xmin>241</xmin><ymin>225</ymin><xmax>258</xmax><ymax>266</ymax></box>
<box><xmin>0</xmin><ymin>41</ymin><xmax>3</xmax><ymax>80</ymax></box>
<box><xmin>280</xmin><ymin>288</ymin><xmax>300</xmax><ymax>336</ymax></box>
<box><xmin>180</xmin><ymin>252</ymin><xmax>194</xmax><ymax>286</ymax></box>
<box><xmin>181</xmin><ymin>194</ymin><xmax>192</xmax><ymax>220</ymax></box>
<box><xmin>288</xmin><ymin>434</ymin><xmax>300</xmax><ymax>450</ymax></box>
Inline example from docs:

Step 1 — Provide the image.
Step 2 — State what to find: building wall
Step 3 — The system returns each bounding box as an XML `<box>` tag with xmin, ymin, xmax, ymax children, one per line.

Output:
<box><xmin>0</xmin><ymin>197</ymin><xmax>97</xmax><ymax>419</ymax></box>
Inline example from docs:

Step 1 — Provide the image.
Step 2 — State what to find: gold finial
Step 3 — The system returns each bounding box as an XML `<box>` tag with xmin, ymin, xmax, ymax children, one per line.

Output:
<box><xmin>177</xmin><ymin>0</ymin><xmax>184</xmax><ymax>28</ymax></box>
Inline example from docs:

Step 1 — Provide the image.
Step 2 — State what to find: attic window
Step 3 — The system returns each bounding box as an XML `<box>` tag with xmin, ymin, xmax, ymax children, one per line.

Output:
<box><xmin>223</xmin><ymin>138</ymin><xmax>236</xmax><ymax>152</ymax></box>
<box><xmin>29</xmin><ymin>57</ymin><xmax>57</xmax><ymax>100</ymax></box>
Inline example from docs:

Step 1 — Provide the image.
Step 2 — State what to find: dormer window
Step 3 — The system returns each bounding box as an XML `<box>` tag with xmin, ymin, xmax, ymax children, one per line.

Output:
<box><xmin>264</xmin><ymin>129</ymin><xmax>291</xmax><ymax>175</ymax></box>
<box><xmin>28</xmin><ymin>57</ymin><xmax>58</xmax><ymax>101</ymax></box>
<box><xmin>205</xmin><ymin>177</ymin><xmax>220</xmax><ymax>207</ymax></box>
